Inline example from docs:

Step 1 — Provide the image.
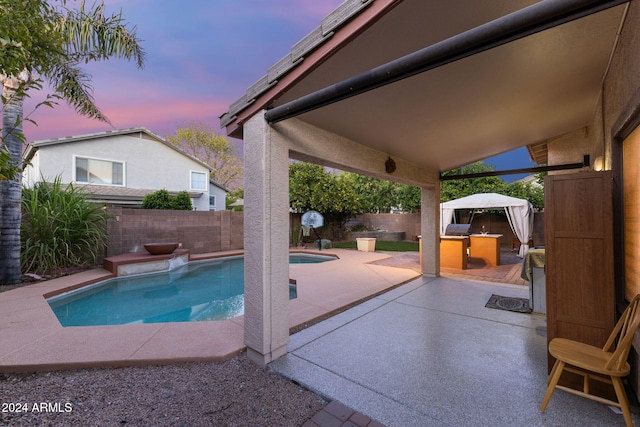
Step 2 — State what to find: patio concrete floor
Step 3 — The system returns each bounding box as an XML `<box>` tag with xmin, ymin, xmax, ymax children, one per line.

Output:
<box><xmin>271</xmin><ymin>274</ymin><xmax>640</xmax><ymax>427</ymax></box>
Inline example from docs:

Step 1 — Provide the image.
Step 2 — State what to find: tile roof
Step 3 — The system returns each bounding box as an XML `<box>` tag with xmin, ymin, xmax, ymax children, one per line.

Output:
<box><xmin>219</xmin><ymin>0</ymin><xmax>374</xmax><ymax>127</ymax></box>
<box><xmin>24</xmin><ymin>127</ymin><xmax>214</xmax><ymax>171</ymax></box>
<box><xmin>74</xmin><ymin>184</ymin><xmax>203</xmax><ymax>205</ymax></box>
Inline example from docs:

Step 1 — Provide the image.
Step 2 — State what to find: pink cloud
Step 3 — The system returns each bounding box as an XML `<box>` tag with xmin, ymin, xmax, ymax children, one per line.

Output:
<box><xmin>24</xmin><ymin>96</ymin><xmax>233</xmax><ymax>143</ymax></box>
<box><xmin>19</xmin><ymin>0</ymin><xmax>345</xmax><ymax>146</ymax></box>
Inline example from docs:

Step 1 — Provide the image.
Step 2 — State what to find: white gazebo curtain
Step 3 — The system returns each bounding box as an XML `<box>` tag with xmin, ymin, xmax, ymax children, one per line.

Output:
<box><xmin>504</xmin><ymin>203</ymin><xmax>534</xmax><ymax>257</ymax></box>
<box><xmin>440</xmin><ymin>193</ymin><xmax>534</xmax><ymax>257</ymax></box>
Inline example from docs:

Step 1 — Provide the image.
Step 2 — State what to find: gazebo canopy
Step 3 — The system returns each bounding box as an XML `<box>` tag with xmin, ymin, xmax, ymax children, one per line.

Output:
<box><xmin>440</xmin><ymin>193</ymin><xmax>533</xmax><ymax>256</ymax></box>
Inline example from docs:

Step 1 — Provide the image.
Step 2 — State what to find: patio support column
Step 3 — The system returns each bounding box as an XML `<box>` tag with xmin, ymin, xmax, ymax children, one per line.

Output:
<box><xmin>421</xmin><ymin>185</ymin><xmax>440</xmax><ymax>277</ymax></box>
<box><xmin>243</xmin><ymin>111</ymin><xmax>290</xmax><ymax>366</ymax></box>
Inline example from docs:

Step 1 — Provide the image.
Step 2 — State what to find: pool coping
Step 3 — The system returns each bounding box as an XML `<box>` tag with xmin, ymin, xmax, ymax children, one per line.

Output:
<box><xmin>0</xmin><ymin>249</ymin><xmax>421</xmax><ymax>373</ymax></box>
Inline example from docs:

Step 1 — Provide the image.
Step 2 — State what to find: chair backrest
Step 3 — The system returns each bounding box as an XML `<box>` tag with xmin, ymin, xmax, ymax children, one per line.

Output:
<box><xmin>604</xmin><ymin>294</ymin><xmax>640</xmax><ymax>371</ymax></box>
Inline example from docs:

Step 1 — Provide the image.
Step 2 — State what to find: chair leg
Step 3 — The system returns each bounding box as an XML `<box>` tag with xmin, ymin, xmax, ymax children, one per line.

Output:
<box><xmin>540</xmin><ymin>360</ymin><xmax>565</xmax><ymax>412</ymax></box>
<box><xmin>611</xmin><ymin>376</ymin><xmax>634</xmax><ymax>427</ymax></box>
<box><xmin>547</xmin><ymin>359</ymin><xmax>560</xmax><ymax>385</ymax></box>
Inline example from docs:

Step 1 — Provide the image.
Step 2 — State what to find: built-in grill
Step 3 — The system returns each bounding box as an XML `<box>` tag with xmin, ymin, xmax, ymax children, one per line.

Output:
<box><xmin>444</xmin><ymin>223</ymin><xmax>472</xmax><ymax>236</ymax></box>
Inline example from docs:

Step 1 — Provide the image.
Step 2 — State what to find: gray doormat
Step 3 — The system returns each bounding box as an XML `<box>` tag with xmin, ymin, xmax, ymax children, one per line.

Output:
<box><xmin>485</xmin><ymin>294</ymin><xmax>531</xmax><ymax>313</ymax></box>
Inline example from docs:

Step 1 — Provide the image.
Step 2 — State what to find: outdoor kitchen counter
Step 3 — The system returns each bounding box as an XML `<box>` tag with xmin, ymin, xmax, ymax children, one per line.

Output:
<box><xmin>440</xmin><ymin>236</ymin><xmax>469</xmax><ymax>269</ymax></box>
<box><xmin>469</xmin><ymin>234</ymin><xmax>502</xmax><ymax>266</ymax></box>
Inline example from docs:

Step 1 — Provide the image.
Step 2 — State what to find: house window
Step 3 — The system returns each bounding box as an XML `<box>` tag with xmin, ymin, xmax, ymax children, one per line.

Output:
<box><xmin>76</xmin><ymin>157</ymin><xmax>124</xmax><ymax>185</ymax></box>
<box><xmin>209</xmin><ymin>195</ymin><xmax>216</xmax><ymax>211</ymax></box>
<box><xmin>191</xmin><ymin>171</ymin><xmax>207</xmax><ymax>191</ymax></box>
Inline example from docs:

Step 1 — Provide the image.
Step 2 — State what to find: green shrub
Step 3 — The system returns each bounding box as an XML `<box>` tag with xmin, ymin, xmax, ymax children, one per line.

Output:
<box><xmin>21</xmin><ymin>177</ymin><xmax>109</xmax><ymax>274</ymax></box>
<box><xmin>142</xmin><ymin>189</ymin><xmax>171</xmax><ymax>209</ymax></box>
<box><xmin>171</xmin><ymin>191</ymin><xmax>193</xmax><ymax>210</ymax></box>
<box><xmin>142</xmin><ymin>189</ymin><xmax>193</xmax><ymax>210</ymax></box>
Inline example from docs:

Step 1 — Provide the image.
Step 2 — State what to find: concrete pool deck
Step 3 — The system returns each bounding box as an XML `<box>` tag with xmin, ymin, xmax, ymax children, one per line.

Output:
<box><xmin>0</xmin><ymin>249</ymin><xmax>421</xmax><ymax>373</ymax></box>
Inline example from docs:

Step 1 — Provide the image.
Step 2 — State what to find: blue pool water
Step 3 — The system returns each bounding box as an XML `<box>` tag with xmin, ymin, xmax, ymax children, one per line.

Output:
<box><xmin>48</xmin><ymin>254</ymin><xmax>335</xmax><ymax>326</ymax></box>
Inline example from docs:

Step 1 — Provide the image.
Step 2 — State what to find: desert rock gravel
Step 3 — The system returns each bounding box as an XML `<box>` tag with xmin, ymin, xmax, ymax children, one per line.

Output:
<box><xmin>0</xmin><ymin>352</ymin><xmax>327</xmax><ymax>426</ymax></box>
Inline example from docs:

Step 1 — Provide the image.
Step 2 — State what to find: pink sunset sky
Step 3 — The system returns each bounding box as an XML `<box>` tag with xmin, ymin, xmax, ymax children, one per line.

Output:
<box><xmin>22</xmin><ymin>0</ymin><xmax>534</xmax><ymax>179</ymax></box>
<box><xmin>23</xmin><ymin>0</ymin><xmax>345</xmax><ymax>144</ymax></box>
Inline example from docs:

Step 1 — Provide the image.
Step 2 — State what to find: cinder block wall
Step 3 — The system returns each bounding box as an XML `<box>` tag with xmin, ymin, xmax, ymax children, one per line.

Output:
<box><xmin>345</xmin><ymin>211</ymin><xmax>544</xmax><ymax>247</ymax></box>
<box><xmin>106</xmin><ymin>208</ymin><xmax>244</xmax><ymax>256</ymax></box>
<box><xmin>347</xmin><ymin>213</ymin><xmax>422</xmax><ymax>240</ymax></box>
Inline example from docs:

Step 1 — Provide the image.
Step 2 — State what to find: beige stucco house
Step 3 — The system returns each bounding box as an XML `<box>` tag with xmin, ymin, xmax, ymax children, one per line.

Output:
<box><xmin>220</xmin><ymin>0</ymin><xmax>640</xmax><ymax>402</ymax></box>
<box><xmin>23</xmin><ymin>127</ymin><xmax>228</xmax><ymax>211</ymax></box>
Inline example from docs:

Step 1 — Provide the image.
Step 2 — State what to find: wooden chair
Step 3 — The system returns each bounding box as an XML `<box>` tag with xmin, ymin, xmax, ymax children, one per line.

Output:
<box><xmin>540</xmin><ymin>294</ymin><xmax>640</xmax><ymax>427</ymax></box>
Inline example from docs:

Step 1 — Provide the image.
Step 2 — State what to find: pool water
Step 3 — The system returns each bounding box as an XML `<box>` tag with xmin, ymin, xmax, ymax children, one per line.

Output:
<box><xmin>48</xmin><ymin>254</ymin><xmax>335</xmax><ymax>326</ymax></box>
<box><xmin>289</xmin><ymin>253</ymin><xmax>334</xmax><ymax>264</ymax></box>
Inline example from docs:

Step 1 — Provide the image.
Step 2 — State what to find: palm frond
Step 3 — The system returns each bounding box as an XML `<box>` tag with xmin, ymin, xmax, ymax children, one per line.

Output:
<box><xmin>46</xmin><ymin>60</ymin><xmax>110</xmax><ymax>123</ymax></box>
<box><xmin>59</xmin><ymin>1</ymin><xmax>145</xmax><ymax>68</ymax></box>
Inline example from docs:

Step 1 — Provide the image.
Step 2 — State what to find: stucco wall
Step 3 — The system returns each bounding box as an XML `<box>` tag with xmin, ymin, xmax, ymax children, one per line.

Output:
<box><xmin>208</xmin><ymin>185</ymin><xmax>227</xmax><ymax>211</ymax></box>
<box><xmin>547</xmin><ymin>3</ymin><xmax>640</xmax><ymax>173</ymax></box>
<box><xmin>603</xmin><ymin>3</ymin><xmax>640</xmax><ymax>162</ymax></box>
<box><xmin>105</xmin><ymin>208</ymin><xmax>243</xmax><ymax>256</ymax></box>
<box><xmin>602</xmin><ymin>2</ymin><xmax>640</xmax><ymax>401</ymax></box>
<box><xmin>546</xmin><ymin>127</ymin><xmax>593</xmax><ymax>174</ymax></box>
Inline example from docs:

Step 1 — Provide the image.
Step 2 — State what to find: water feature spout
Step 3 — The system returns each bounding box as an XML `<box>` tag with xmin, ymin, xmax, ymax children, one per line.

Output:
<box><xmin>168</xmin><ymin>256</ymin><xmax>186</xmax><ymax>271</ymax></box>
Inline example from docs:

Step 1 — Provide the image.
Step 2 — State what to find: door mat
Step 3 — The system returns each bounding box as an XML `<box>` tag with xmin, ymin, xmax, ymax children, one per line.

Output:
<box><xmin>485</xmin><ymin>294</ymin><xmax>531</xmax><ymax>313</ymax></box>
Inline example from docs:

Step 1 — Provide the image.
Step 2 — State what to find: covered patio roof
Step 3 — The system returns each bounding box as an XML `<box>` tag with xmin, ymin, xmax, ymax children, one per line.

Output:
<box><xmin>221</xmin><ymin>0</ymin><xmax>628</xmax><ymax>172</ymax></box>
<box><xmin>220</xmin><ymin>0</ymin><xmax>634</xmax><ymax>367</ymax></box>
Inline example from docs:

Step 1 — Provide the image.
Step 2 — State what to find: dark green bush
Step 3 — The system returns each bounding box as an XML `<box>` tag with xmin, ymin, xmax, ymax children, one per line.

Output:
<box><xmin>142</xmin><ymin>189</ymin><xmax>172</xmax><ymax>209</ymax></box>
<box><xmin>171</xmin><ymin>191</ymin><xmax>193</xmax><ymax>210</ymax></box>
<box><xmin>21</xmin><ymin>177</ymin><xmax>109</xmax><ymax>274</ymax></box>
<box><xmin>141</xmin><ymin>189</ymin><xmax>193</xmax><ymax>210</ymax></box>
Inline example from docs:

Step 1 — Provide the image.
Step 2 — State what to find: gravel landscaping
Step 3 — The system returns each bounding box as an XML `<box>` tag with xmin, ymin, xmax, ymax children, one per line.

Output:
<box><xmin>0</xmin><ymin>352</ymin><xmax>327</xmax><ymax>426</ymax></box>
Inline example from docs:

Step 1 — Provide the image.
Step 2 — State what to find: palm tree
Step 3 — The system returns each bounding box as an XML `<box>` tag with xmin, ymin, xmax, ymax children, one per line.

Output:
<box><xmin>0</xmin><ymin>1</ymin><xmax>145</xmax><ymax>285</ymax></box>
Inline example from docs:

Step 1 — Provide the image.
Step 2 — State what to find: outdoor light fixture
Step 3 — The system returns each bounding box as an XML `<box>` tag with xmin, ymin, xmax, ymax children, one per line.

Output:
<box><xmin>385</xmin><ymin>156</ymin><xmax>396</xmax><ymax>174</ymax></box>
<box><xmin>594</xmin><ymin>155</ymin><xmax>604</xmax><ymax>171</ymax></box>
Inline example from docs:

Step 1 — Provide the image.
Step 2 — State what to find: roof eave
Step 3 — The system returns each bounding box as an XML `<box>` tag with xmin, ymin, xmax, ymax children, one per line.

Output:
<box><xmin>30</xmin><ymin>127</ymin><xmax>161</xmax><ymax>146</ymax></box>
<box><xmin>221</xmin><ymin>0</ymin><xmax>401</xmax><ymax>139</ymax></box>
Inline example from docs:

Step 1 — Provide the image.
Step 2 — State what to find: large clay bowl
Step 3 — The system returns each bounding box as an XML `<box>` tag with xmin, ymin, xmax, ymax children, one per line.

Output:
<box><xmin>144</xmin><ymin>242</ymin><xmax>179</xmax><ymax>255</ymax></box>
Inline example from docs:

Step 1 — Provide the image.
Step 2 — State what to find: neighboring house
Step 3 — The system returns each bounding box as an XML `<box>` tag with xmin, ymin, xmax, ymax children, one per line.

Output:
<box><xmin>22</xmin><ymin>127</ymin><xmax>225</xmax><ymax>211</ymax></box>
<box><xmin>208</xmin><ymin>178</ymin><xmax>229</xmax><ymax>211</ymax></box>
<box><xmin>515</xmin><ymin>175</ymin><xmax>542</xmax><ymax>189</ymax></box>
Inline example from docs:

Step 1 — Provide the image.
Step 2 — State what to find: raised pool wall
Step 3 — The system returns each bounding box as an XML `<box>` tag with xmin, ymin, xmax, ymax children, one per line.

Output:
<box><xmin>103</xmin><ymin>249</ymin><xmax>192</xmax><ymax>277</ymax></box>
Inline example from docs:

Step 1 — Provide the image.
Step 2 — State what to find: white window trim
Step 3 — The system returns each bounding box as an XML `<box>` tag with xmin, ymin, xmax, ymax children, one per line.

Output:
<box><xmin>73</xmin><ymin>155</ymin><xmax>126</xmax><ymax>186</ymax></box>
<box><xmin>190</xmin><ymin>170</ymin><xmax>208</xmax><ymax>191</ymax></box>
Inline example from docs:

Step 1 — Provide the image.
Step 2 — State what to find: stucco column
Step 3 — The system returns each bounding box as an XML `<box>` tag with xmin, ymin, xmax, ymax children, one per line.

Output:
<box><xmin>243</xmin><ymin>111</ymin><xmax>290</xmax><ymax>365</ymax></box>
<box><xmin>421</xmin><ymin>185</ymin><xmax>440</xmax><ymax>277</ymax></box>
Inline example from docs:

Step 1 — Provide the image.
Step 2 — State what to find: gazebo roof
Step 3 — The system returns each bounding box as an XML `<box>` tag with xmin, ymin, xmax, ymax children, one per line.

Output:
<box><xmin>440</xmin><ymin>193</ymin><xmax>530</xmax><ymax>210</ymax></box>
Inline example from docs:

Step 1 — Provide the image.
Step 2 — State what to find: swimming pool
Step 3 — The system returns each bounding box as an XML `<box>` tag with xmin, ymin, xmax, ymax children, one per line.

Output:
<box><xmin>47</xmin><ymin>253</ymin><xmax>335</xmax><ymax>326</ymax></box>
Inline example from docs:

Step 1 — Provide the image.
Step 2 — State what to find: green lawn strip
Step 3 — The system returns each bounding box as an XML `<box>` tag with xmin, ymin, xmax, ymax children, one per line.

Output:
<box><xmin>332</xmin><ymin>241</ymin><xmax>419</xmax><ymax>252</ymax></box>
